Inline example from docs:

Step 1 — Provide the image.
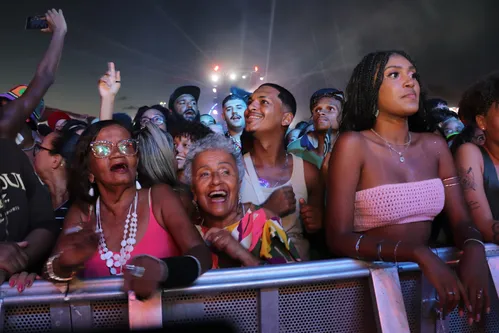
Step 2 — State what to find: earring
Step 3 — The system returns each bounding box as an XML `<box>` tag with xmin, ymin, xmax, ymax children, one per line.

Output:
<box><xmin>135</xmin><ymin>179</ymin><xmax>142</xmax><ymax>190</ymax></box>
<box><xmin>374</xmin><ymin>109</ymin><xmax>379</xmax><ymax>118</ymax></box>
<box><xmin>88</xmin><ymin>184</ymin><xmax>95</xmax><ymax>197</ymax></box>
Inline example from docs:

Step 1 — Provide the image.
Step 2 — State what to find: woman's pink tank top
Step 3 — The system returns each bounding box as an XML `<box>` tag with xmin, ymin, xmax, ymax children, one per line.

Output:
<box><xmin>83</xmin><ymin>189</ymin><xmax>180</xmax><ymax>278</ymax></box>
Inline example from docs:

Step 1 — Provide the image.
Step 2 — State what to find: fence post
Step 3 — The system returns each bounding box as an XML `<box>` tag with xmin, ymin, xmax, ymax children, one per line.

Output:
<box><xmin>258</xmin><ymin>288</ymin><xmax>279</xmax><ymax>333</ymax></box>
<box><xmin>488</xmin><ymin>256</ymin><xmax>499</xmax><ymax>298</ymax></box>
<box><xmin>369</xmin><ymin>266</ymin><xmax>410</xmax><ymax>333</ymax></box>
<box><xmin>49</xmin><ymin>303</ymin><xmax>72</xmax><ymax>332</ymax></box>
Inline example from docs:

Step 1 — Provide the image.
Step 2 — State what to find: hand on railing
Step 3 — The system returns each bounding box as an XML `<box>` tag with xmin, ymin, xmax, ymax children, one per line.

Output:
<box><xmin>8</xmin><ymin>272</ymin><xmax>39</xmax><ymax>293</ymax></box>
<box><xmin>416</xmin><ymin>246</ymin><xmax>470</xmax><ymax>317</ymax></box>
<box><xmin>123</xmin><ymin>255</ymin><xmax>167</xmax><ymax>301</ymax></box>
<box><xmin>457</xmin><ymin>243</ymin><xmax>491</xmax><ymax>325</ymax></box>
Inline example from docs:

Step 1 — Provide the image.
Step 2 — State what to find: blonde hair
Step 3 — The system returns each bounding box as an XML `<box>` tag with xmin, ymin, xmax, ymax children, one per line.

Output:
<box><xmin>136</xmin><ymin>123</ymin><xmax>178</xmax><ymax>187</ymax></box>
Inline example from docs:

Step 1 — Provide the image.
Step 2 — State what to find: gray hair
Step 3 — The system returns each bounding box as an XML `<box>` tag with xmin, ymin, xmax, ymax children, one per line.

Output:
<box><xmin>184</xmin><ymin>134</ymin><xmax>244</xmax><ymax>185</ymax></box>
<box><xmin>136</xmin><ymin>122</ymin><xmax>178</xmax><ymax>187</ymax></box>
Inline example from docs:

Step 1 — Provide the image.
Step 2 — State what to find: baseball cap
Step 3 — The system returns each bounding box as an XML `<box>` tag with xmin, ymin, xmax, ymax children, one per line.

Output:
<box><xmin>309</xmin><ymin>88</ymin><xmax>344</xmax><ymax>111</ymax></box>
<box><xmin>168</xmin><ymin>86</ymin><xmax>200</xmax><ymax>110</ymax></box>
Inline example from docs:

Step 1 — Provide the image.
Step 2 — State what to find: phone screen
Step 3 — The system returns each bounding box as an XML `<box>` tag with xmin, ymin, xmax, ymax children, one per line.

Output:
<box><xmin>25</xmin><ymin>16</ymin><xmax>48</xmax><ymax>30</ymax></box>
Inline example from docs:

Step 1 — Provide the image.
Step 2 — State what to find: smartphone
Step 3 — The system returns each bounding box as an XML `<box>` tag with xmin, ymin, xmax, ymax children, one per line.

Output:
<box><xmin>25</xmin><ymin>15</ymin><xmax>48</xmax><ymax>30</ymax></box>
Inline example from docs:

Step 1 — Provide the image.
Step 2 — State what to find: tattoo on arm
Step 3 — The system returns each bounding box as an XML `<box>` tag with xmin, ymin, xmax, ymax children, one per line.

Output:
<box><xmin>467</xmin><ymin>201</ymin><xmax>481</xmax><ymax>211</ymax></box>
<box><xmin>458</xmin><ymin>167</ymin><xmax>477</xmax><ymax>191</ymax></box>
<box><xmin>492</xmin><ymin>222</ymin><xmax>499</xmax><ymax>244</ymax></box>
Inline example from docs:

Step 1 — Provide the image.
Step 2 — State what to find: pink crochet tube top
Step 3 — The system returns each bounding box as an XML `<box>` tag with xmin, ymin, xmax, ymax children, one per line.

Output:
<box><xmin>353</xmin><ymin>178</ymin><xmax>445</xmax><ymax>232</ymax></box>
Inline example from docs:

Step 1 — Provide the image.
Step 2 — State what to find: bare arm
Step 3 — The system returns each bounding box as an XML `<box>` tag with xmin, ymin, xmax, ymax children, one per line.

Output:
<box><xmin>0</xmin><ymin>9</ymin><xmax>67</xmax><ymax>139</ymax></box>
<box><xmin>454</xmin><ymin>143</ymin><xmax>497</xmax><ymax>243</ymax></box>
<box><xmin>303</xmin><ymin>160</ymin><xmax>324</xmax><ymax>233</ymax></box>
<box><xmin>152</xmin><ymin>184</ymin><xmax>212</xmax><ymax>273</ymax></box>
<box><xmin>326</xmin><ymin>132</ymin><xmax>426</xmax><ymax>262</ymax></box>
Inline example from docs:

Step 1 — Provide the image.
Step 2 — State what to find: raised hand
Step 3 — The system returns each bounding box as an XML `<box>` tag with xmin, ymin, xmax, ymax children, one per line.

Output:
<box><xmin>299</xmin><ymin>198</ymin><xmax>322</xmax><ymax>233</ymax></box>
<box><xmin>42</xmin><ymin>9</ymin><xmax>67</xmax><ymax>35</ymax></box>
<box><xmin>98</xmin><ymin>62</ymin><xmax>121</xmax><ymax>98</ymax></box>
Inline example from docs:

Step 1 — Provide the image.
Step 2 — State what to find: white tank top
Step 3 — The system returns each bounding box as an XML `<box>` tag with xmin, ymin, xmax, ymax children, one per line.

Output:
<box><xmin>241</xmin><ymin>153</ymin><xmax>310</xmax><ymax>260</ymax></box>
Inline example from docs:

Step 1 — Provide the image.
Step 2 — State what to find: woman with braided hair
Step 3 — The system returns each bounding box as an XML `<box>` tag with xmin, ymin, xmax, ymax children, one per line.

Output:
<box><xmin>326</xmin><ymin>50</ymin><xmax>490</xmax><ymax>325</ymax></box>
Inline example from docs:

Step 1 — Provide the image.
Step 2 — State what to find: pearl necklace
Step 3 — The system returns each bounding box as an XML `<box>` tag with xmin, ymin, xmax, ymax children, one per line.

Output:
<box><xmin>95</xmin><ymin>192</ymin><xmax>138</xmax><ymax>275</ymax></box>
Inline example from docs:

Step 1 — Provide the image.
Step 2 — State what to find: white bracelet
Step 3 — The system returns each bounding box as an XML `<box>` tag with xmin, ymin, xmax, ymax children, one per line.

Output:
<box><xmin>463</xmin><ymin>238</ymin><xmax>485</xmax><ymax>247</ymax></box>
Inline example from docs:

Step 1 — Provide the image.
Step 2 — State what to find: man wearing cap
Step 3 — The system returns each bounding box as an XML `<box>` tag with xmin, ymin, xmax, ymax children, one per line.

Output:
<box><xmin>287</xmin><ymin>88</ymin><xmax>344</xmax><ymax>169</ymax></box>
<box><xmin>168</xmin><ymin>86</ymin><xmax>201</xmax><ymax>123</ymax></box>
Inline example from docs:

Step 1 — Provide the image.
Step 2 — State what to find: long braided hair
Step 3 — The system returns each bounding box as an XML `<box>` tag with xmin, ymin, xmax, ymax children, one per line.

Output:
<box><xmin>340</xmin><ymin>50</ymin><xmax>431</xmax><ymax>133</ymax></box>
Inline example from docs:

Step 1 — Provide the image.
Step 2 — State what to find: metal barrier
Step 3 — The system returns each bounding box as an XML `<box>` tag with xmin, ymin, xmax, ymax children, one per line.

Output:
<box><xmin>1</xmin><ymin>245</ymin><xmax>499</xmax><ymax>332</ymax></box>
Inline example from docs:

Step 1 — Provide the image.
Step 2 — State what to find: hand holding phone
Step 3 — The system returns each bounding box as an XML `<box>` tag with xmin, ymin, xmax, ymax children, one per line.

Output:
<box><xmin>25</xmin><ymin>16</ymin><xmax>48</xmax><ymax>30</ymax></box>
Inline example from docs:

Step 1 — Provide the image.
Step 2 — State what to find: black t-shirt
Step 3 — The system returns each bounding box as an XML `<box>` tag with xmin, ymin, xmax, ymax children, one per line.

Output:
<box><xmin>0</xmin><ymin>139</ymin><xmax>60</xmax><ymax>241</ymax></box>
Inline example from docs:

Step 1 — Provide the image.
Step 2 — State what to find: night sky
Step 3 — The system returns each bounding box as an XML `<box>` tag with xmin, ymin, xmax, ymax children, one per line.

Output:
<box><xmin>1</xmin><ymin>0</ymin><xmax>497</xmax><ymax>123</ymax></box>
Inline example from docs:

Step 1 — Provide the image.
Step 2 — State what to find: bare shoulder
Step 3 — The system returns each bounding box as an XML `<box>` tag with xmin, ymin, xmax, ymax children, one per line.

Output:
<box><xmin>150</xmin><ymin>183</ymin><xmax>176</xmax><ymax>198</ymax></box>
<box><xmin>417</xmin><ymin>132</ymin><xmax>448</xmax><ymax>151</ymax></box>
<box><xmin>455</xmin><ymin>142</ymin><xmax>482</xmax><ymax>160</ymax></box>
<box><xmin>335</xmin><ymin>131</ymin><xmax>367</xmax><ymax>150</ymax></box>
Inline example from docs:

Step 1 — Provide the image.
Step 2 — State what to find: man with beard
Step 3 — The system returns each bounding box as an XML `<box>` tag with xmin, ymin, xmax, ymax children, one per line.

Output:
<box><xmin>288</xmin><ymin>88</ymin><xmax>344</xmax><ymax>169</ymax></box>
<box><xmin>168</xmin><ymin>86</ymin><xmax>201</xmax><ymax>124</ymax></box>
<box><xmin>222</xmin><ymin>94</ymin><xmax>246</xmax><ymax>153</ymax></box>
<box><xmin>241</xmin><ymin>83</ymin><xmax>324</xmax><ymax>260</ymax></box>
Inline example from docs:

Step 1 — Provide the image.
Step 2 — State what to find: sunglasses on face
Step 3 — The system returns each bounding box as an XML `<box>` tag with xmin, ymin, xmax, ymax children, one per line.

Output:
<box><xmin>90</xmin><ymin>139</ymin><xmax>138</xmax><ymax>158</ymax></box>
<box><xmin>33</xmin><ymin>143</ymin><xmax>53</xmax><ymax>156</ymax></box>
<box><xmin>140</xmin><ymin>115</ymin><xmax>165</xmax><ymax>127</ymax></box>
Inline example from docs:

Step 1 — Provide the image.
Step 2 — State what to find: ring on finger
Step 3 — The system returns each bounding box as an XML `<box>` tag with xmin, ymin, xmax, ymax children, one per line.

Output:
<box><xmin>477</xmin><ymin>289</ymin><xmax>483</xmax><ymax>299</ymax></box>
<box><xmin>447</xmin><ymin>291</ymin><xmax>455</xmax><ymax>296</ymax></box>
<box><xmin>125</xmin><ymin>265</ymin><xmax>145</xmax><ymax>278</ymax></box>
<box><xmin>213</xmin><ymin>235</ymin><xmax>222</xmax><ymax>243</ymax></box>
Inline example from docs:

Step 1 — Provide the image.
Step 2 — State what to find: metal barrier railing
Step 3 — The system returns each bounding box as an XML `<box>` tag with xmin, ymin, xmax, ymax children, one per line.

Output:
<box><xmin>1</xmin><ymin>244</ymin><xmax>498</xmax><ymax>332</ymax></box>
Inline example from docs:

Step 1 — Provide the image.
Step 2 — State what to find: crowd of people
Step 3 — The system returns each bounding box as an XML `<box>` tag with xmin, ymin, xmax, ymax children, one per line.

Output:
<box><xmin>1</xmin><ymin>8</ymin><xmax>498</xmax><ymax>326</ymax></box>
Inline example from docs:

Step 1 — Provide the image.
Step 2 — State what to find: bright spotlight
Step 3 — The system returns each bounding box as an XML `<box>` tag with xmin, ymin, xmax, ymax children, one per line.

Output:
<box><xmin>254</xmin><ymin>66</ymin><xmax>259</xmax><ymax>72</ymax></box>
<box><xmin>259</xmin><ymin>76</ymin><xmax>264</xmax><ymax>81</ymax></box>
<box><xmin>211</xmin><ymin>74</ymin><xmax>220</xmax><ymax>82</ymax></box>
<box><xmin>212</xmin><ymin>110</ymin><xmax>218</xmax><ymax>115</ymax></box>
<box><xmin>229</xmin><ymin>73</ymin><xmax>237</xmax><ymax>81</ymax></box>
<box><xmin>212</xmin><ymin>88</ymin><xmax>217</xmax><ymax>93</ymax></box>
<box><xmin>242</xmin><ymin>75</ymin><xmax>247</xmax><ymax>79</ymax></box>
<box><xmin>214</xmin><ymin>65</ymin><xmax>220</xmax><ymax>72</ymax></box>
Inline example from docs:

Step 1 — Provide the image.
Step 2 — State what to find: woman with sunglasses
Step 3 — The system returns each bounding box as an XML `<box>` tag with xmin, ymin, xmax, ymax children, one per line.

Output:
<box><xmin>44</xmin><ymin>120</ymin><xmax>211</xmax><ymax>299</ymax></box>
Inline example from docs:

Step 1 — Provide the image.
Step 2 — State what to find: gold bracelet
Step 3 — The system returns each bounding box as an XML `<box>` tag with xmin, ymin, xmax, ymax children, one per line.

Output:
<box><xmin>45</xmin><ymin>254</ymin><xmax>76</xmax><ymax>282</ymax></box>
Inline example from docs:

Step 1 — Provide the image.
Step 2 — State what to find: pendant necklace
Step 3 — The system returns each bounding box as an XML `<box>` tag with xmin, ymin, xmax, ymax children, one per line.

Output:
<box><xmin>370</xmin><ymin>129</ymin><xmax>412</xmax><ymax>163</ymax></box>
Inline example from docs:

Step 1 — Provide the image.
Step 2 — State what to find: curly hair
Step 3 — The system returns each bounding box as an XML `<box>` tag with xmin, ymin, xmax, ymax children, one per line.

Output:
<box><xmin>183</xmin><ymin>134</ymin><xmax>244</xmax><ymax>186</ymax></box>
<box><xmin>69</xmin><ymin>120</ymin><xmax>129</xmax><ymax>208</ymax></box>
<box><xmin>458</xmin><ymin>72</ymin><xmax>499</xmax><ymax>126</ymax></box>
<box><xmin>340</xmin><ymin>50</ymin><xmax>430</xmax><ymax>133</ymax></box>
<box><xmin>168</xmin><ymin>119</ymin><xmax>213</xmax><ymax>142</ymax></box>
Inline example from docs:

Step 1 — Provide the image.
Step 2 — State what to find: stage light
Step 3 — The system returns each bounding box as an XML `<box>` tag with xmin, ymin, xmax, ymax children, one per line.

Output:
<box><xmin>254</xmin><ymin>66</ymin><xmax>259</xmax><ymax>72</ymax></box>
<box><xmin>159</xmin><ymin>101</ymin><xmax>167</xmax><ymax>106</ymax></box>
<box><xmin>229</xmin><ymin>73</ymin><xmax>237</xmax><ymax>80</ymax></box>
<box><xmin>259</xmin><ymin>76</ymin><xmax>264</xmax><ymax>81</ymax></box>
<box><xmin>214</xmin><ymin>65</ymin><xmax>220</xmax><ymax>72</ymax></box>
<box><xmin>212</xmin><ymin>110</ymin><xmax>218</xmax><ymax>115</ymax></box>
<box><xmin>212</xmin><ymin>88</ymin><xmax>217</xmax><ymax>93</ymax></box>
<box><xmin>242</xmin><ymin>75</ymin><xmax>247</xmax><ymax>79</ymax></box>
<box><xmin>211</xmin><ymin>74</ymin><xmax>220</xmax><ymax>82</ymax></box>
